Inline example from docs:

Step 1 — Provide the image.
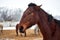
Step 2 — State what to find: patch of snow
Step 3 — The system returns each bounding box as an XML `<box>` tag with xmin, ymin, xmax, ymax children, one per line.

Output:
<box><xmin>3</xmin><ymin>27</ymin><xmax>15</xmax><ymax>30</ymax></box>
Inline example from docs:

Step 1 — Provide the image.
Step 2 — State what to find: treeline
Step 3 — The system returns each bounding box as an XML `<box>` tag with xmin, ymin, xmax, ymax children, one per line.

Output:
<box><xmin>0</xmin><ymin>7</ymin><xmax>22</xmax><ymax>22</ymax></box>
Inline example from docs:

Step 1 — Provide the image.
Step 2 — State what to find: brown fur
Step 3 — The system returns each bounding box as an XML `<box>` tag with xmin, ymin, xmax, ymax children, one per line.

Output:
<box><xmin>16</xmin><ymin>3</ymin><xmax>60</xmax><ymax>40</ymax></box>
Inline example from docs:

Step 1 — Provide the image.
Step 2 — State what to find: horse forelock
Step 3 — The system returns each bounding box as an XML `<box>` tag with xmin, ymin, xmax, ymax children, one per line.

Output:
<box><xmin>28</xmin><ymin>3</ymin><xmax>37</xmax><ymax>7</ymax></box>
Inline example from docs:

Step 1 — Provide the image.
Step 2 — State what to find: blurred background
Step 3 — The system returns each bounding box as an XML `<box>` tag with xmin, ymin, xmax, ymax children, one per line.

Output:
<box><xmin>0</xmin><ymin>0</ymin><xmax>60</xmax><ymax>30</ymax></box>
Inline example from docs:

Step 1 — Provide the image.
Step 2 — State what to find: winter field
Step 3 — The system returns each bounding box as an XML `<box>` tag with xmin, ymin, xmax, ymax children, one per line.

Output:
<box><xmin>0</xmin><ymin>21</ymin><xmax>43</xmax><ymax>40</ymax></box>
<box><xmin>0</xmin><ymin>30</ymin><xmax>43</xmax><ymax>40</ymax></box>
<box><xmin>0</xmin><ymin>21</ymin><xmax>40</xmax><ymax>30</ymax></box>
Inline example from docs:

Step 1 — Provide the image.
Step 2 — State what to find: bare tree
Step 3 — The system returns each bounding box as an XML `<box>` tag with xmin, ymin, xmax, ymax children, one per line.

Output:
<box><xmin>1</xmin><ymin>9</ymin><xmax>8</xmax><ymax>21</ymax></box>
<box><xmin>0</xmin><ymin>7</ymin><xmax>22</xmax><ymax>21</ymax></box>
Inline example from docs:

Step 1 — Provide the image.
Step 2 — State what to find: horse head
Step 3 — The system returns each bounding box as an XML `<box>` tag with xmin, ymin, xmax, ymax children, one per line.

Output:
<box><xmin>19</xmin><ymin>3</ymin><xmax>42</xmax><ymax>33</ymax></box>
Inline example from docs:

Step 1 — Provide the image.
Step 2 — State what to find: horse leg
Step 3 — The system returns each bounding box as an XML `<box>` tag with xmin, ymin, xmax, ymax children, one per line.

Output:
<box><xmin>1</xmin><ymin>30</ymin><xmax>2</xmax><ymax>33</ymax></box>
<box><xmin>34</xmin><ymin>27</ymin><xmax>40</xmax><ymax>35</ymax></box>
<box><xmin>1</xmin><ymin>27</ymin><xmax>3</xmax><ymax>33</ymax></box>
<box><xmin>16</xmin><ymin>29</ymin><xmax>18</xmax><ymax>36</ymax></box>
<box><xmin>34</xmin><ymin>28</ymin><xmax>36</xmax><ymax>35</ymax></box>
<box><xmin>20</xmin><ymin>31</ymin><xmax>26</xmax><ymax>37</ymax></box>
<box><xmin>16</xmin><ymin>24</ymin><xmax>18</xmax><ymax>36</ymax></box>
<box><xmin>38</xmin><ymin>29</ymin><xmax>40</xmax><ymax>35</ymax></box>
<box><xmin>24</xmin><ymin>31</ymin><xmax>26</xmax><ymax>37</ymax></box>
<box><xmin>0</xmin><ymin>27</ymin><xmax>3</xmax><ymax>33</ymax></box>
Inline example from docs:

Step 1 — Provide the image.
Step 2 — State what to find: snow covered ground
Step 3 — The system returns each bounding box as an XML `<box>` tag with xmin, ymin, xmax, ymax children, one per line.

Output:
<box><xmin>3</xmin><ymin>27</ymin><xmax>15</xmax><ymax>30</ymax></box>
<box><xmin>0</xmin><ymin>21</ymin><xmax>38</xmax><ymax>30</ymax></box>
<box><xmin>3</xmin><ymin>25</ymin><xmax>38</xmax><ymax>30</ymax></box>
<box><xmin>0</xmin><ymin>21</ymin><xmax>18</xmax><ymax>30</ymax></box>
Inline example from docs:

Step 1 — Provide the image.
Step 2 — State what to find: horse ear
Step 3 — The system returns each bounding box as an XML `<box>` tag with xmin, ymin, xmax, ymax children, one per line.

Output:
<box><xmin>39</xmin><ymin>4</ymin><xmax>42</xmax><ymax>7</ymax></box>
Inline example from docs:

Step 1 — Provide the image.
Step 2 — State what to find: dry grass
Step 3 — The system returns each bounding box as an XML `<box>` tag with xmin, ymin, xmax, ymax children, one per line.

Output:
<box><xmin>0</xmin><ymin>29</ymin><xmax>43</xmax><ymax>40</ymax></box>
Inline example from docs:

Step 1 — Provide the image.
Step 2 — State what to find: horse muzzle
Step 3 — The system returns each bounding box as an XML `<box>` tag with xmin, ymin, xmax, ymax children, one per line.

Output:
<box><xmin>19</xmin><ymin>26</ymin><xmax>25</xmax><ymax>33</ymax></box>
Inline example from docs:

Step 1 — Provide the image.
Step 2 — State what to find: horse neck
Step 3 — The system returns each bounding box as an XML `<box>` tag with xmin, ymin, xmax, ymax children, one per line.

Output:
<box><xmin>37</xmin><ymin>8</ymin><xmax>52</xmax><ymax>38</ymax></box>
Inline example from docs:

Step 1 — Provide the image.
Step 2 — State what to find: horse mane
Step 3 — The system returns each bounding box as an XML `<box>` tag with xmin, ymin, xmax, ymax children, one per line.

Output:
<box><xmin>40</xmin><ymin>8</ymin><xmax>60</xmax><ymax>26</ymax></box>
<box><xmin>28</xmin><ymin>3</ymin><xmax>60</xmax><ymax>26</ymax></box>
<box><xmin>48</xmin><ymin>14</ymin><xmax>54</xmax><ymax>22</ymax></box>
<box><xmin>54</xmin><ymin>19</ymin><xmax>60</xmax><ymax>26</ymax></box>
<box><xmin>28</xmin><ymin>3</ymin><xmax>37</xmax><ymax>7</ymax></box>
<box><xmin>40</xmin><ymin>8</ymin><xmax>54</xmax><ymax>22</ymax></box>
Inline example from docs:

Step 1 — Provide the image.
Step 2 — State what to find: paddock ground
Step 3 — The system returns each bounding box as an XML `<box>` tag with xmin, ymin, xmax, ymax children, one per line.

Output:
<box><xmin>0</xmin><ymin>29</ymin><xmax>43</xmax><ymax>40</ymax></box>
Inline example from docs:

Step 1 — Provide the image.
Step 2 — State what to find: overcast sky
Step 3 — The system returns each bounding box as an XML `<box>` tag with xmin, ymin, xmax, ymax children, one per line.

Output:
<box><xmin>0</xmin><ymin>0</ymin><xmax>60</xmax><ymax>16</ymax></box>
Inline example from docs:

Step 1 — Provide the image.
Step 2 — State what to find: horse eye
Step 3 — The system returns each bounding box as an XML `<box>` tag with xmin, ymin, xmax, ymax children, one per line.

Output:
<box><xmin>28</xmin><ymin>12</ymin><xmax>31</xmax><ymax>15</ymax></box>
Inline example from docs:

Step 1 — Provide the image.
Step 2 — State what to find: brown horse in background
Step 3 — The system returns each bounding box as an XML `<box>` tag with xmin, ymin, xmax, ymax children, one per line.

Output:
<box><xmin>16</xmin><ymin>23</ymin><xmax>26</xmax><ymax>36</ymax></box>
<box><xmin>16</xmin><ymin>3</ymin><xmax>60</xmax><ymax>40</ymax></box>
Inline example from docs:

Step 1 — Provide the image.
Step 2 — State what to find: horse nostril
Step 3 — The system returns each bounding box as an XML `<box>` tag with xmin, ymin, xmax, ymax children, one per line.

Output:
<box><xmin>19</xmin><ymin>26</ymin><xmax>24</xmax><ymax>33</ymax></box>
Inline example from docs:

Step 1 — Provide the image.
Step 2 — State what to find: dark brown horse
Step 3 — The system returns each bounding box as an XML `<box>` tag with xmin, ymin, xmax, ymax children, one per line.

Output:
<box><xmin>16</xmin><ymin>23</ymin><xmax>26</xmax><ymax>36</ymax></box>
<box><xmin>16</xmin><ymin>23</ymin><xmax>40</xmax><ymax>36</ymax></box>
<box><xmin>16</xmin><ymin>3</ymin><xmax>60</xmax><ymax>40</ymax></box>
